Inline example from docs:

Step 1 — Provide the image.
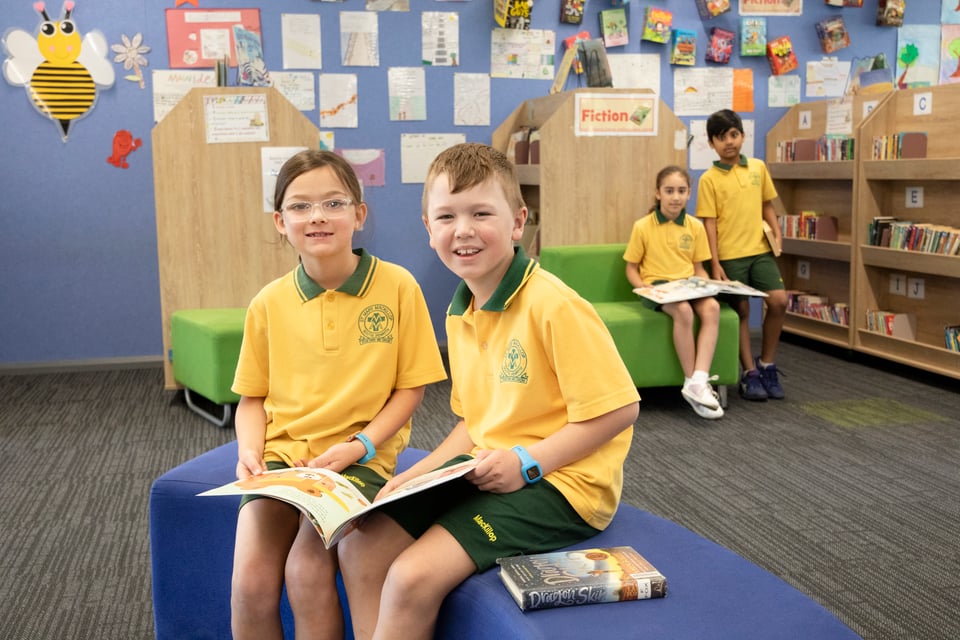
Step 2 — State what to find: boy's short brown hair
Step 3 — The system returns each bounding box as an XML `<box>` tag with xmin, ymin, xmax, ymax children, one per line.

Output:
<box><xmin>421</xmin><ymin>143</ymin><xmax>525</xmax><ymax>218</ymax></box>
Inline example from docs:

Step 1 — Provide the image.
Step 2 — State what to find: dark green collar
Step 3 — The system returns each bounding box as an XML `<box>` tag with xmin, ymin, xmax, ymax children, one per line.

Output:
<box><xmin>448</xmin><ymin>247</ymin><xmax>536</xmax><ymax>315</ymax></box>
<box><xmin>294</xmin><ymin>248</ymin><xmax>377</xmax><ymax>302</ymax></box>
<box><xmin>654</xmin><ymin>205</ymin><xmax>688</xmax><ymax>226</ymax></box>
<box><xmin>712</xmin><ymin>153</ymin><xmax>749</xmax><ymax>171</ymax></box>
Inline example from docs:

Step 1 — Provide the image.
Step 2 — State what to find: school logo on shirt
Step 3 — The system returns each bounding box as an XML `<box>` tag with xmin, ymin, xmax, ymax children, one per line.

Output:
<box><xmin>750</xmin><ymin>171</ymin><xmax>762</xmax><ymax>187</ymax></box>
<box><xmin>500</xmin><ymin>338</ymin><xmax>529</xmax><ymax>384</ymax></box>
<box><xmin>679</xmin><ymin>233</ymin><xmax>693</xmax><ymax>251</ymax></box>
<box><xmin>358</xmin><ymin>304</ymin><xmax>394</xmax><ymax>344</ymax></box>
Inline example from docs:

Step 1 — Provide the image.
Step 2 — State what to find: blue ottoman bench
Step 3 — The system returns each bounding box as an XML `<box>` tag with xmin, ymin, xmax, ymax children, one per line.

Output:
<box><xmin>170</xmin><ymin>308</ymin><xmax>246</xmax><ymax>427</ymax></box>
<box><xmin>150</xmin><ymin>442</ymin><xmax>859</xmax><ymax>640</ymax></box>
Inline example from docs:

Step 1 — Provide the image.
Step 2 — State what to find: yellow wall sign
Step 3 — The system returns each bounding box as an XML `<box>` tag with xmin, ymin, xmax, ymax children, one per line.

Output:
<box><xmin>574</xmin><ymin>93</ymin><xmax>658</xmax><ymax>136</ymax></box>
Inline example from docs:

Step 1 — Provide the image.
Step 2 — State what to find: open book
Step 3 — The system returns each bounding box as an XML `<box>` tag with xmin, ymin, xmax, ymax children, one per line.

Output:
<box><xmin>634</xmin><ymin>277</ymin><xmax>768</xmax><ymax>304</ymax></box>
<box><xmin>199</xmin><ymin>457</ymin><xmax>478</xmax><ymax>549</ymax></box>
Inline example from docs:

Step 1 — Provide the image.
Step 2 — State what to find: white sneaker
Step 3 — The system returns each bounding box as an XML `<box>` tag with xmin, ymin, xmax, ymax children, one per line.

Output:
<box><xmin>682</xmin><ymin>380</ymin><xmax>720</xmax><ymax>410</ymax></box>
<box><xmin>683</xmin><ymin>392</ymin><xmax>725</xmax><ymax>419</ymax></box>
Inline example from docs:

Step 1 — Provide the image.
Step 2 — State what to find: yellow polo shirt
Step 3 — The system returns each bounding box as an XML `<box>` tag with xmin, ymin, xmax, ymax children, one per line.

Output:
<box><xmin>445</xmin><ymin>248</ymin><xmax>640</xmax><ymax>530</ymax></box>
<box><xmin>695</xmin><ymin>154</ymin><xmax>778</xmax><ymax>260</ymax></box>
<box><xmin>623</xmin><ymin>207</ymin><xmax>712</xmax><ymax>284</ymax></box>
<box><xmin>232</xmin><ymin>249</ymin><xmax>447</xmax><ymax>478</ymax></box>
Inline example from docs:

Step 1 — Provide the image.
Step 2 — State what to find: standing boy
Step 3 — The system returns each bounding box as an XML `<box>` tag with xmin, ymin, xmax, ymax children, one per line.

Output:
<box><xmin>696</xmin><ymin>109</ymin><xmax>788</xmax><ymax>401</ymax></box>
<box><xmin>338</xmin><ymin>143</ymin><xmax>641</xmax><ymax>640</ymax></box>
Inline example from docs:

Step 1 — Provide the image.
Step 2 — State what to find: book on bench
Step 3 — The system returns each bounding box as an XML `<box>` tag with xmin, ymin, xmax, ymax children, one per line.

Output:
<box><xmin>633</xmin><ymin>276</ymin><xmax>768</xmax><ymax>304</ymax></box>
<box><xmin>497</xmin><ymin>545</ymin><xmax>667</xmax><ymax>611</ymax></box>
<box><xmin>198</xmin><ymin>458</ymin><xmax>477</xmax><ymax>549</ymax></box>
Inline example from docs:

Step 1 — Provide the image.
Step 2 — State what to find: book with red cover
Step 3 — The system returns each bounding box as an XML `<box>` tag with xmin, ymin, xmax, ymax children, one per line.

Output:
<box><xmin>767</xmin><ymin>35</ymin><xmax>798</xmax><ymax>76</ymax></box>
<box><xmin>705</xmin><ymin>27</ymin><xmax>735</xmax><ymax>64</ymax></box>
<box><xmin>899</xmin><ymin>132</ymin><xmax>927</xmax><ymax>159</ymax></box>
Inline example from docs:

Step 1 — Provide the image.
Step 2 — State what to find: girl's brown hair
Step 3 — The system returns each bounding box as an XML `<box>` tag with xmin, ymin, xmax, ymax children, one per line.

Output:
<box><xmin>273</xmin><ymin>150</ymin><xmax>363</xmax><ymax>212</ymax></box>
<box><xmin>649</xmin><ymin>165</ymin><xmax>691</xmax><ymax>213</ymax></box>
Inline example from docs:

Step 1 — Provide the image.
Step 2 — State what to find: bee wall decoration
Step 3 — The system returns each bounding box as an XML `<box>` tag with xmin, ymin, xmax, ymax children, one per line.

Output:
<box><xmin>2</xmin><ymin>2</ymin><xmax>115</xmax><ymax>142</ymax></box>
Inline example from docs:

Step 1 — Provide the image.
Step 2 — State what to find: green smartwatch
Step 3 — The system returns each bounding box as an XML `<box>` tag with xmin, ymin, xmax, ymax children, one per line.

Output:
<box><xmin>346</xmin><ymin>432</ymin><xmax>376</xmax><ymax>464</ymax></box>
<box><xmin>511</xmin><ymin>445</ymin><xmax>543</xmax><ymax>484</ymax></box>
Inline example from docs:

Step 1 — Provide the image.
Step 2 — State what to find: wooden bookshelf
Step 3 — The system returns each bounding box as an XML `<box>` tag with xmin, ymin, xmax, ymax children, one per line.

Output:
<box><xmin>153</xmin><ymin>88</ymin><xmax>312</xmax><ymax>388</ymax></box>
<box><xmin>765</xmin><ymin>96</ymin><xmax>881</xmax><ymax>348</ymax></box>
<box><xmin>492</xmin><ymin>89</ymin><xmax>686</xmax><ymax>252</ymax></box>
<box><xmin>853</xmin><ymin>84</ymin><xmax>960</xmax><ymax>379</ymax></box>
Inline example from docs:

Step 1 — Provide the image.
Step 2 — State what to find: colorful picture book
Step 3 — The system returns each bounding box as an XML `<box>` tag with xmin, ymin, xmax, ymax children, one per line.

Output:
<box><xmin>705</xmin><ymin>27</ymin><xmax>735</xmax><ymax>64</ymax></box>
<box><xmin>815</xmin><ymin>16</ymin><xmax>851</xmax><ymax>54</ymax></box>
<box><xmin>634</xmin><ymin>277</ymin><xmax>768</xmax><ymax>304</ymax></box>
<box><xmin>642</xmin><ymin>6</ymin><xmax>673</xmax><ymax>44</ymax></box>
<box><xmin>599</xmin><ymin>7</ymin><xmax>629</xmax><ymax>47</ymax></box>
<box><xmin>494</xmin><ymin>0</ymin><xmax>533</xmax><ymax>29</ymax></box>
<box><xmin>767</xmin><ymin>35</ymin><xmax>799</xmax><ymax>76</ymax></box>
<box><xmin>695</xmin><ymin>0</ymin><xmax>731</xmax><ymax>20</ymax></box>
<box><xmin>877</xmin><ymin>0</ymin><xmax>905</xmax><ymax>27</ymax></box>
<box><xmin>199</xmin><ymin>458</ymin><xmax>478</xmax><ymax>549</ymax></box>
<box><xmin>559</xmin><ymin>0</ymin><xmax>585</xmax><ymax>25</ymax></box>
<box><xmin>671</xmin><ymin>29</ymin><xmax>697</xmax><ymax>66</ymax></box>
<box><xmin>740</xmin><ymin>17</ymin><xmax>767</xmax><ymax>57</ymax></box>
<box><xmin>497</xmin><ymin>546</ymin><xmax>667</xmax><ymax>611</ymax></box>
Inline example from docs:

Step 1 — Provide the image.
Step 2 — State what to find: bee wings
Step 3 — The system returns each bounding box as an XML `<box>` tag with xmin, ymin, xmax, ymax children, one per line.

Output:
<box><xmin>2</xmin><ymin>29</ymin><xmax>43</xmax><ymax>86</ymax></box>
<box><xmin>78</xmin><ymin>30</ymin><xmax>115</xmax><ymax>87</ymax></box>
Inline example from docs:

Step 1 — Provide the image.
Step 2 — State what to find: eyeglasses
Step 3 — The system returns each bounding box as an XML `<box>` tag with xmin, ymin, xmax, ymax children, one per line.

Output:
<box><xmin>281</xmin><ymin>198</ymin><xmax>355</xmax><ymax>219</ymax></box>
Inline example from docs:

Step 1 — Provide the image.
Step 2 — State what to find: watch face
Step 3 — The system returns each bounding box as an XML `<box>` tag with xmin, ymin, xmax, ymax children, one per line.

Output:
<box><xmin>525</xmin><ymin>466</ymin><xmax>541</xmax><ymax>481</ymax></box>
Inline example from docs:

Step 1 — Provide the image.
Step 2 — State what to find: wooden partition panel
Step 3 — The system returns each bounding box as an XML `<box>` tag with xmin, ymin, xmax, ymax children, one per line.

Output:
<box><xmin>153</xmin><ymin>87</ymin><xmax>317</xmax><ymax>388</ymax></box>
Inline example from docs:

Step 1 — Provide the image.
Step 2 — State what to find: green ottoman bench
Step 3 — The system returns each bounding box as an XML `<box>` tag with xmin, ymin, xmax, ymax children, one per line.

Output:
<box><xmin>538</xmin><ymin>244</ymin><xmax>739</xmax><ymax>405</ymax></box>
<box><xmin>170</xmin><ymin>308</ymin><xmax>246</xmax><ymax>427</ymax></box>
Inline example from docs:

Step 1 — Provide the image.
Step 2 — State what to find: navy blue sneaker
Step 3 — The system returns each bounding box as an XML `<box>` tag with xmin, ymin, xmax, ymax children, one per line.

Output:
<box><xmin>755</xmin><ymin>357</ymin><xmax>785</xmax><ymax>399</ymax></box>
<box><xmin>740</xmin><ymin>369</ymin><xmax>768</xmax><ymax>401</ymax></box>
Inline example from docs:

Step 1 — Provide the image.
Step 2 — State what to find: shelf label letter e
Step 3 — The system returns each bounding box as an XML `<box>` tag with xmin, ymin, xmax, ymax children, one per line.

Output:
<box><xmin>905</xmin><ymin>187</ymin><xmax>923</xmax><ymax>209</ymax></box>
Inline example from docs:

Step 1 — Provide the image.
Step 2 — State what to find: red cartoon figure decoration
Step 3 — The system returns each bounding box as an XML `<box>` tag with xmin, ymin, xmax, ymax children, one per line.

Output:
<box><xmin>2</xmin><ymin>2</ymin><xmax>114</xmax><ymax>142</ymax></box>
<box><xmin>107</xmin><ymin>129</ymin><xmax>141</xmax><ymax>168</ymax></box>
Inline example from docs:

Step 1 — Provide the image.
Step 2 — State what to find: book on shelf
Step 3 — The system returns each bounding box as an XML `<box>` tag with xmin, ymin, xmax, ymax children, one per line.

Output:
<box><xmin>787</xmin><ymin>291</ymin><xmax>849</xmax><ymax>326</ymax></box>
<box><xmin>866</xmin><ymin>311</ymin><xmax>916</xmax><ymax>340</ymax></box>
<box><xmin>815</xmin><ymin>16</ymin><xmax>850</xmax><ymax>54</ymax></box>
<box><xmin>740</xmin><ymin>17</ymin><xmax>767</xmax><ymax>57</ymax></box>
<box><xmin>199</xmin><ymin>458</ymin><xmax>478</xmax><ymax>549</ymax></box>
<box><xmin>634</xmin><ymin>277</ymin><xmax>768</xmax><ymax>304</ymax></box>
<box><xmin>578</xmin><ymin>37</ymin><xmax>614</xmax><ymax>88</ymax></box>
<box><xmin>497</xmin><ymin>545</ymin><xmax>667</xmax><ymax>611</ymax></box>
<box><xmin>563</xmin><ymin>31</ymin><xmax>591</xmax><ymax>74</ymax></box>
<box><xmin>641</xmin><ymin>6</ymin><xmax>672</xmax><ymax>44</ymax></box>
<box><xmin>945</xmin><ymin>325</ymin><xmax>960</xmax><ymax>352</ymax></box>
<box><xmin>766</xmin><ymin>35</ymin><xmax>798</xmax><ymax>76</ymax></box>
<box><xmin>781</xmin><ymin>212</ymin><xmax>838</xmax><ymax>241</ymax></box>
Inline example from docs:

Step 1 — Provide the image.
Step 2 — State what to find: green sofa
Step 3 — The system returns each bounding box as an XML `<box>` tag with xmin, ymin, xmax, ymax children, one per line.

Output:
<box><xmin>538</xmin><ymin>244</ymin><xmax>740</xmax><ymax>405</ymax></box>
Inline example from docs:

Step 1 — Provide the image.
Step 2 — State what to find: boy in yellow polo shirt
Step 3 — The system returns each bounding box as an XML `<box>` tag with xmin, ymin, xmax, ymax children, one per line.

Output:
<box><xmin>696</xmin><ymin>109</ymin><xmax>788</xmax><ymax>401</ymax></box>
<box><xmin>338</xmin><ymin>143</ymin><xmax>641</xmax><ymax>640</ymax></box>
<box><xmin>624</xmin><ymin>165</ymin><xmax>723</xmax><ymax>419</ymax></box>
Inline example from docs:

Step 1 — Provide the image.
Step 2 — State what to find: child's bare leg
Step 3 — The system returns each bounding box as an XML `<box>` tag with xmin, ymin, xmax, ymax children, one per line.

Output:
<box><xmin>662</xmin><ymin>301</ymin><xmax>696</xmax><ymax>377</ymax></box>
<box><xmin>691</xmin><ymin>297</ymin><xmax>720</xmax><ymax>372</ymax></box>
<box><xmin>372</xmin><ymin>525</ymin><xmax>476</xmax><ymax>640</ymax></box>
<box><xmin>285</xmin><ymin>518</ymin><xmax>344</xmax><ymax>640</ymax></box>
<box><xmin>338</xmin><ymin>512</ymin><xmax>417</xmax><ymax>640</ymax></box>
<box><xmin>760</xmin><ymin>290</ymin><xmax>787</xmax><ymax>363</ymax></box>
<box><xmin>232</xmin><ymin>499</ymin><xmax>301</xmax><ymax>640</ymax></box>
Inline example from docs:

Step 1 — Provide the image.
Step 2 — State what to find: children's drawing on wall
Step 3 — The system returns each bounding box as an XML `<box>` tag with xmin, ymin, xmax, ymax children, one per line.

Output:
<box><xmin>107</xmin><ymin>129</ymin><xmax>142</xmax><ymax>169</ymax></box>
<box><xmin>234</xmin><ymin>25</ymin><xmax>270</xmax><ymax>87</ymax></box>
<box><xmin>943</xmin><ymin>0</ymin><xmax>960</xmax><ymax>24</ymax></box>
<box><xmin>112</xmin><ymin>33</ymin><xmax>150</xmax><ymax>89</ymax></box>
<box><xmin>895</xmin><ymin>26</ymin><xmax>939</xmax><ymax>89</ymax></box>
<box><xmin>940</xmin><ymin>24</ymin><xmax>960</xmax><ymax>84</ymax></box>
<box><xmin>2</xmin><ymin>1</ymin><xmax>115</xmax><ymax>142</ymax></box>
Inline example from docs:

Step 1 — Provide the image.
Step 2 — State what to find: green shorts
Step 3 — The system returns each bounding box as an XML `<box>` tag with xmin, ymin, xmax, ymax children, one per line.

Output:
<box><xmin>718</xmin><ymin>252</ymin><xmax>784</xmax><ymax>293</ymax></box>
<box><xmin>238</xmin><ymin>460</ymin><xmax>387</xmax><ymax>509</ymax></box>
<box><xmin>378</xmin><ymin>455</ymin><xmax>600</xmax><ymax>572</ymax></box>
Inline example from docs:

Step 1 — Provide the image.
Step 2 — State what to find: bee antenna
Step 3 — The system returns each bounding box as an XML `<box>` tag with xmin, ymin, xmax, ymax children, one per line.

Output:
<box><xmin>33</xmin><ymin>2</ymin><xmax>50</xmax><ymax>22</ymax></box>
<box><xmin>64</xmin><ymin>1</ymin><xmax>74</xmax><ymax>19</ymax></box>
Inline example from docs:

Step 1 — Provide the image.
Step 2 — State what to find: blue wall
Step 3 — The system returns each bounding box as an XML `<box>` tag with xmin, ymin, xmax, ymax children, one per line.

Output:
<box><xmin>0</xmin><ymin>1</ymin><xmax>942</xmax><ymax>365</ymax></box>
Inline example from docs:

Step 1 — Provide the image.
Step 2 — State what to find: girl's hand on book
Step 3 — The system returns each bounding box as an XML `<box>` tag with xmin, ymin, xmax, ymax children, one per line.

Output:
<box><xmin>376</xmin><ymin>470</ymin><xmax>415</xmax><ymax>500</ymax></box>
<box><xmin>306</xmin><ymin>442</ymin><xmax>356</xmax><ymax>473</ymax></box>
<box><xmin>236</xmin><ymin>450</ymin><xmax>267</xmax><ymax>480</ymax></box>
<box><xmin>468</xmin><ymin>449</ymin><xmax>526</xmax><ymax>494</ymax></box>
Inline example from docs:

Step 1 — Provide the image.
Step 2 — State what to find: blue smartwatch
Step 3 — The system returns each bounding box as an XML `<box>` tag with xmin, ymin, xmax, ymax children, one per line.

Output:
<box><xmin>511</xmin><ymin>445</ymin><xmax>543</xmax><ymax>484</ymax></box>
<box><xmin>347</xmin><ymin>432</ymin><xmax>376</xmax><ymax>464</ymax></box>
